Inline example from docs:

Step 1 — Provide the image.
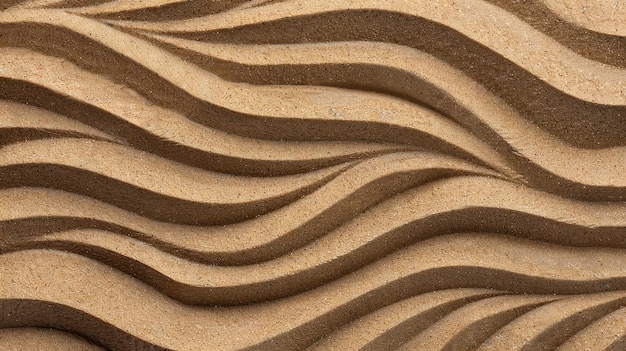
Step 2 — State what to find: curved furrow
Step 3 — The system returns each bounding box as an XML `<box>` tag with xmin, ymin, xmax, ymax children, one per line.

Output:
<box><xmin>0</xmin><ymin>100</ymin><xmax>116</xmax><ymax>142</ymax></box>
<box><xmin>0</xmin><ymin>44</ymin><xmax>518</xmax><ymax>182</ymax></box>
<box><xmin>207</xmin><ymin>0</ymin><xmax>626</xmax><ymax>46</ymax></box>
<box><xmin>68</xmin><ymin>0</ymin><xmax>626</xmax><ymax>41</ymax></box>
<box><xmin>0</xmin><ymin>128</ymin><xmax>112</xmax><ymax>147</ymax></box>
<box><xmin>59</xmin><ymin>0</ymin><xmax>186</xmax><ymax>12</ymax></box>
<box><xmin>4</xmin><ymin>232</ymin><xmax>626</xmax><ymax>305</ymax></box>
<box><xmin>0</xmin><ymin>56</ymin><xmax>620</xmax><ymax>205</ymax></box>
<box><xmin>127</xmin><ymin>35</ymin><xmax>626</xmax><ymax>198</ymax></box>
<box><xmin>477</xmin><ymin>292</ymin><xmax>626</xmax><ymax>351</ymax></box>
<box><xmin>536</xmin><ymin>0</ymin><xmax>626</xmax><ymax>36</ymax></box>
<box><xmin>42</xmin><ymin>0</ymin><xmax>110</xmax><ymax>8</ymax></box>
<box><xmin>307</xmin><ymin>289</ymin><xmax>503</xmax><ymax>351</ymax></box>
<box><xmin>0</xmin><ymin>128</ymin><xmax>110</xmax><ymax>147</ymax></box>
<box><xmin>138</xmin><ymin>35</ymin><xmax>497</xmax><ymax>123</ymax></box>
<box><xmin>557</xmin><ymin>306</ymin><xmax>626</xmax><ymax>351</ymax></box>
<box><xmin>397</xmin><ymin>295</ymin><xmax>558</xmax><ymax>351</ymax></box>
<box><xmin>307</xmin><ymin>289</ymin><xmax>502</xmax><ymax>351</ymax></box>
<box><xmin>28</xmin><ymin>0</ymin><xmax>282</xmax><ymax>11</ymax></box>
<box><xmin>107</xmin><ymin>0</ymin><xmax>626</xmax><ymax>103</ymax></box>
<box><xmin>483</xmin><ymin>0</ymin><xmax>626</xmax><ymax>67</ymax></box>
<box><xmin>0</xmin><ymin>154</ymin><xmax>504</xmax><ymax>264</ymax></box>
<box><xmin>3</xmin><ymin>175</ymin><xmax>624</xmax><ymax>266</ymax></box>
<box><xmin>0</xmin><ymin>300</ymin><xmax>164</xmax><ymax>351</ymax></box>
<box><xmin>63</xmin><ymin>0</ymin><xmax>626</xmax><ymax>43</ymax></box>
<box><xmin>15</xmin><ymin>0</ymin><xmax>626</xmax><ymax>74</ymax></box>
<box><xmin>0</xmin><ymin>138</ymin><xmax>357</xmax><ymax>226</ymax></box>
<box><xmin>1</xmin><ymin>14</ymin><xmax>623</xmax><ymax>200</ymax></box>
<box><xmin>68</xmin><ymin>0</ymin><xmax>261</xmax><ymax>21</ymax></box>
<box><xmin>0</xmin><ymin>100</ymin><xmax>119</xmax><ymax>146</ymax></box>
<box><xmin>3</xmin><ymin>249</ymin><xmax>626</xmax><ymax>351</ymax></box>
<box><xmin>0</xmin><ymin>80</ymin><xmax>403</xmax><ymax>178</ymax></box>
<box><xmin>521</xmin><ymin>305</ymin><xmax>626</xmax><ymax>351</ymax></box>
<box><xmin>102</xmin><ymin>2</ymin><xmax>626</xmax><ymax>150</ymax></box>
<box><xmin>0</xmin><ymin>50</ymin><xmax>406</xmax><ymax>177</ymax></box>
<box><xmin>0</xmin><ymin>328</ymin><xmax>106</xmax><ymax>351</ymax></box>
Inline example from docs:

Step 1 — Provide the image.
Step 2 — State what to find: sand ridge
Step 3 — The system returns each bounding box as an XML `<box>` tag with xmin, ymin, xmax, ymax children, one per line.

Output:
<box><xmin>1</xmin><ymin>0</ymin><xmax>625</xmax><ymax>350</ymax></box>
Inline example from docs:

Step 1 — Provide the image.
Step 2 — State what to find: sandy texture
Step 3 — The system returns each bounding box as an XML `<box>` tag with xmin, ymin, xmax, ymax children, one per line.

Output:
<box><xmin>0</xmin><ymin>0</ymin><xmax>625</xmax><ymax>350</ymax></box>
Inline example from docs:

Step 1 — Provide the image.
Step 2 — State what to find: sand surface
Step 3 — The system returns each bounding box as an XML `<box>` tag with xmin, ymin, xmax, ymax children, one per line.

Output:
<box><xmin>0</xmin><ymin>0</ymin><xmax>625</xmax><ymax>350</ymax></box>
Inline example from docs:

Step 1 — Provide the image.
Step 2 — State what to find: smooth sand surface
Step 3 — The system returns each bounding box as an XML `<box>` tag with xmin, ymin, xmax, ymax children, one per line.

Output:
<box><xmin>1</xmin><ymin>0</ymin><xmax>625</xmax><ymax>350</ymax></box>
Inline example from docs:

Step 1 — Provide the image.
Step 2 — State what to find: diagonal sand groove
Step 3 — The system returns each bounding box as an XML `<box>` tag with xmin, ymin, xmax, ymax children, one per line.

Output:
<box><xmin>3</xmin><ymin>175</ymin><xmax>624</xmax><ymax>265</ymax></box>
<box><xmin>2</xmin><ymin>245</ymin><xmax>626</xmax><ymax>349</ymax></box>
<box><xmin>557</xmin><ymin>306</ymin><xmax>626</xmax><ymax>351</ymax></box>
<box><xmin>3</xmin><ymin>232</ymin><xmax>626</xmax><ymax>305</ymax></box>
<box><xmin>1</xmin><ymin>12</ymin><xmax>624</xmax><ymax>200</ymax></box>
<box><xmin>101</xmin><ymin>0</ymin><xmax>626</xmax><ymax>105</ymax></box>
<box><xmin>0</xmin><ymin>327</ymin><xmax>105</xmax><ymax>351</ymax></box>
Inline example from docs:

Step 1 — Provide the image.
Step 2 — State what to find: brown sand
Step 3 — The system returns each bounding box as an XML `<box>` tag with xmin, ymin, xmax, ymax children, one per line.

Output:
<box><xmin>0</xmin><ymin>0</ymin><xmax>625</xmax><ymax>350</ymax></box>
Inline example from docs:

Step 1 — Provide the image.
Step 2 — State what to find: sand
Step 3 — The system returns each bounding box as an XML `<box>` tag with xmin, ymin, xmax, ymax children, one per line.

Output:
<box><xmin>0</xmin><ymin>0</ymin><xmax>625</xmax><ymax>350</ymax></box>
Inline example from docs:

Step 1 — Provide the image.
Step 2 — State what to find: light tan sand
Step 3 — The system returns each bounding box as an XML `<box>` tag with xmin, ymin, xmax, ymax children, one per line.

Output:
<box><xmin>0</xmin><ymin>0</ymin><xmax>625</xmax><ymax>350</ymax></box>
<box><xmin>0</xmin><ymin>328</ymin><xmax>105</xmax><ymax>350</ymax></box>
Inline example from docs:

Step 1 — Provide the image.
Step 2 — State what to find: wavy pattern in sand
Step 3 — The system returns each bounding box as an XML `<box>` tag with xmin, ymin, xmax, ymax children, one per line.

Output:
<box><xmin>1</xmin><ymin>1</ymin><xmax>625</xmax><ymax>350</ymax></box>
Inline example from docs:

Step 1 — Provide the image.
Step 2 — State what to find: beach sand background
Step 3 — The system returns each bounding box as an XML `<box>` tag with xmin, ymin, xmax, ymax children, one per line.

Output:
<box><xmin>0</xmin><ymin>0</ymin><xmax>625</xmax><ymax>350</ymax></box>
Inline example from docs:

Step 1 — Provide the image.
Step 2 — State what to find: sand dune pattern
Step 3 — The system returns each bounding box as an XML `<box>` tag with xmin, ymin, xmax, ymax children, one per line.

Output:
<box><xmin>0</xmin><ymin>0</ymin><xmax>625</xmax><ymax>350</ymax></box>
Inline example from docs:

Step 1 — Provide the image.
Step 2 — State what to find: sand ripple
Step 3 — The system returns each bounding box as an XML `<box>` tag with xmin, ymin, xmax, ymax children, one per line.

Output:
<box><xmin>1</xmin><ymin>1</ymin><xmax>625</xmax><ymax>350</ymax></box>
